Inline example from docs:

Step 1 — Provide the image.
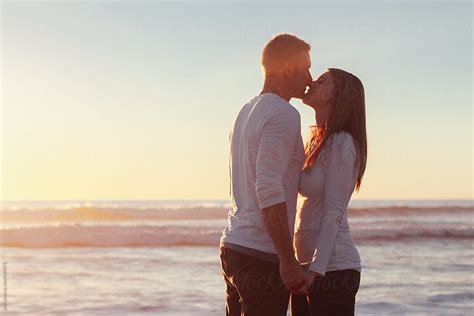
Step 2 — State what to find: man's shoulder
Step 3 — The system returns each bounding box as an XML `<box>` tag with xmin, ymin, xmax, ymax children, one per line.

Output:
<box><xmin>254</xmin><ymin>93</ymin><xmax>300</xmax><ymax>120</ymax></box>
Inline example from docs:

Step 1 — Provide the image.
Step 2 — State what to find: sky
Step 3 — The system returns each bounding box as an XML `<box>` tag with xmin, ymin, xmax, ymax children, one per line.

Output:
<box><xmin>1</xmin><ymin>0</ymin><xmax>472</xmax><ymax>201</ymax></box>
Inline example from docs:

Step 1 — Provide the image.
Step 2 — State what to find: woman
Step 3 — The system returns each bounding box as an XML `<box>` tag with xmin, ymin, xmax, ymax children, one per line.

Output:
<box><xmin>290</xmin><ymin>68</ymin><xmax>367</xmax><ymax>316</ymax></box>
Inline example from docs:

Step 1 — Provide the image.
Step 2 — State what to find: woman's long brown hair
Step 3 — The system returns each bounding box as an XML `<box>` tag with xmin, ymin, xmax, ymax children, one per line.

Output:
<box><xmin>302</xmin><ymin>68</ymin><xmax>367</xmax><ymax>192</ymax></box>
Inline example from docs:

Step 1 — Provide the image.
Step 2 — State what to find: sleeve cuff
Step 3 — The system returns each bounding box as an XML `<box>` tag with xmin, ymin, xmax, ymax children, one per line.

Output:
<box><xmin>308</xmin><ymin>263</ymin><xmax>326</xmax><ymax>276</ymax></box>
<box><xmin>257</xmin><ymin>192</ymin><xmax>286</xmax><ymax>210</ymax></box>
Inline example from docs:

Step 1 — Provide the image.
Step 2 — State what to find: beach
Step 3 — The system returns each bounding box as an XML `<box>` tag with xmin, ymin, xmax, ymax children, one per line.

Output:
<box><xmin>1</xmin><ymin>200</ymin><xmax>473</xmax><ymax>315</ymax></box>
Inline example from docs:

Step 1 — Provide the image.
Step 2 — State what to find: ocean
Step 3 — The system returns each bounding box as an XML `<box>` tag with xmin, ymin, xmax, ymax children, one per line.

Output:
<box><xmin>0</xmin><ymin>199</ymin><xmax>473</xmax><ymax>315</ymax></box>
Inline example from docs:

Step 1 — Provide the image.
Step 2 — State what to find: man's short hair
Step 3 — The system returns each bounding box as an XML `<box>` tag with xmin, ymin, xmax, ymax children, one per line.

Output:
<box><xmin>261</xmin><ymin>33</ymin><xmax>311</xmax><ymax>75</ymax></box>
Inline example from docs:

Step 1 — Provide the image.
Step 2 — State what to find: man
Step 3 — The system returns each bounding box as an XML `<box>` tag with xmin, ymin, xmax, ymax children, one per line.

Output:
<box><xmin>219</xmin><ymin>33</ymin><xmax>313</xmax><ymax>316</ymax></box>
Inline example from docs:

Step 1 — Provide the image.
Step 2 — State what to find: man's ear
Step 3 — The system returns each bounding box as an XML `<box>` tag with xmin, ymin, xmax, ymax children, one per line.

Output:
<box><xmin>282</xmin><ymin>62</ymin><xmax>293</xmax><ymax>79</ymax></box>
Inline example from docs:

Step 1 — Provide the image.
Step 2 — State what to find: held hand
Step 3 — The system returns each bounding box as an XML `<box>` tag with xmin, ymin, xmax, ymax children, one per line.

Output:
<box><xmin>291</xmin><ymin>271</ymin><xmax>321</xmax><ymax>294</ymax></box>
<box><xmin>279</xmin><ymin>259</ymin><xmax>307</xmax><ymax>292</ymax></box>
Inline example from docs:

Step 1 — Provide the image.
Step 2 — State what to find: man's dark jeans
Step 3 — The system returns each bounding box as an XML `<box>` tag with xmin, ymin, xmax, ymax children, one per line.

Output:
<box><xmin>219</xmin><ymin>246</ymin><xmax>290</xmax><ymax>316</ymax></box>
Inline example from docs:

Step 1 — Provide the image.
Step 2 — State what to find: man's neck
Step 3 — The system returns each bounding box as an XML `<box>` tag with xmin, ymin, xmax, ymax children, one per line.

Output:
<box><xmin>260</xmin><ymin>77</ymin><xmax>292</xmax><ymax>102</ymax></box>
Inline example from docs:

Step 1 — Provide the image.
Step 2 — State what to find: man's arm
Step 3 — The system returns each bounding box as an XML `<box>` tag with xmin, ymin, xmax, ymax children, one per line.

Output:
<box><xmin>261</xmin><ymin>202</ymin><xmax>296</xmax><ymax>264</ymax></box>
<box><xmin>261</xmin><ymin>202</ymin><xmax>306</xmax><ymax>291</ymax></box>
<box><xmin>255</xmin><ymin>108</ymin><xmax>306</xmax><ymax>290</ymax></box>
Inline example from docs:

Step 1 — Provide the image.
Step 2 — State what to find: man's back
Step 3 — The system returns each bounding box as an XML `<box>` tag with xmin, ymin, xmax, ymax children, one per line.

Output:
<box><xmin>220</xmin><ymin>93</ymin><xmax>305</xmax><ymax>255</ymax></box>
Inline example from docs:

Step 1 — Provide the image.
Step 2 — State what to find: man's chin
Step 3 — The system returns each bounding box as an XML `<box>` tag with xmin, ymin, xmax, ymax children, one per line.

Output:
<box><xmin>293</xmin><ymin>92</ymin><xmax>307</xmax><ymax>100</ymax></box>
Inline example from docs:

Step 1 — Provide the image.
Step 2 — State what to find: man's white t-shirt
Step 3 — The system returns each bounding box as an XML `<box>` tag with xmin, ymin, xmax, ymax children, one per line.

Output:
<box><xmin>220</xmin><ymin>93</ymin><xmax>305</xmax><ymax>256</ymax></box>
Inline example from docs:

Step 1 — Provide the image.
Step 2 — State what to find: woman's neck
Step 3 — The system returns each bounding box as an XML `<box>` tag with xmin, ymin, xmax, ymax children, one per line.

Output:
<box><xmin>315</xmin><ymin>108</ymin><xmax>328</xmax><ymax>126</ymax></box>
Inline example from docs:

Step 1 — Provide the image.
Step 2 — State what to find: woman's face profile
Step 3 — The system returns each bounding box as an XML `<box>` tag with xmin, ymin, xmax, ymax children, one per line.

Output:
<box><xmin>303</xmin><ymin>71</ymin><xmax>335</xmax><ymax>109</ymax></box>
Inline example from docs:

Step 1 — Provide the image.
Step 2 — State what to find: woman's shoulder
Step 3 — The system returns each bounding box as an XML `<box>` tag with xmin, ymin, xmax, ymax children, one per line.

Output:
<box><xmin>322</xmin><ymin>132</ymin><xmax>357</xmax><ymax>167</ymax></box>
<box><xmin>327</xmin><ymin>131</ymin><xmax>356</xmax><ymax>152</ymax></box>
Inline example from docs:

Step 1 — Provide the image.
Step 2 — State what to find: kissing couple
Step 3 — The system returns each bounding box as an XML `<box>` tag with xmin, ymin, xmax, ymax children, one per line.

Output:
<box><xmin>220</xmin><ymin>33</ymin><xmax>367</xmax><ymax>316</ymax></box>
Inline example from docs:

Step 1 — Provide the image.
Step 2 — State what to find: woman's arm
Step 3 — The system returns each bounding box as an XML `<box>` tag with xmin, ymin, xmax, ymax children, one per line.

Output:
<box><xmin>308</xmin><ymin>132</ymin><xmax>357</xmax><ymax>276</ymax></box>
